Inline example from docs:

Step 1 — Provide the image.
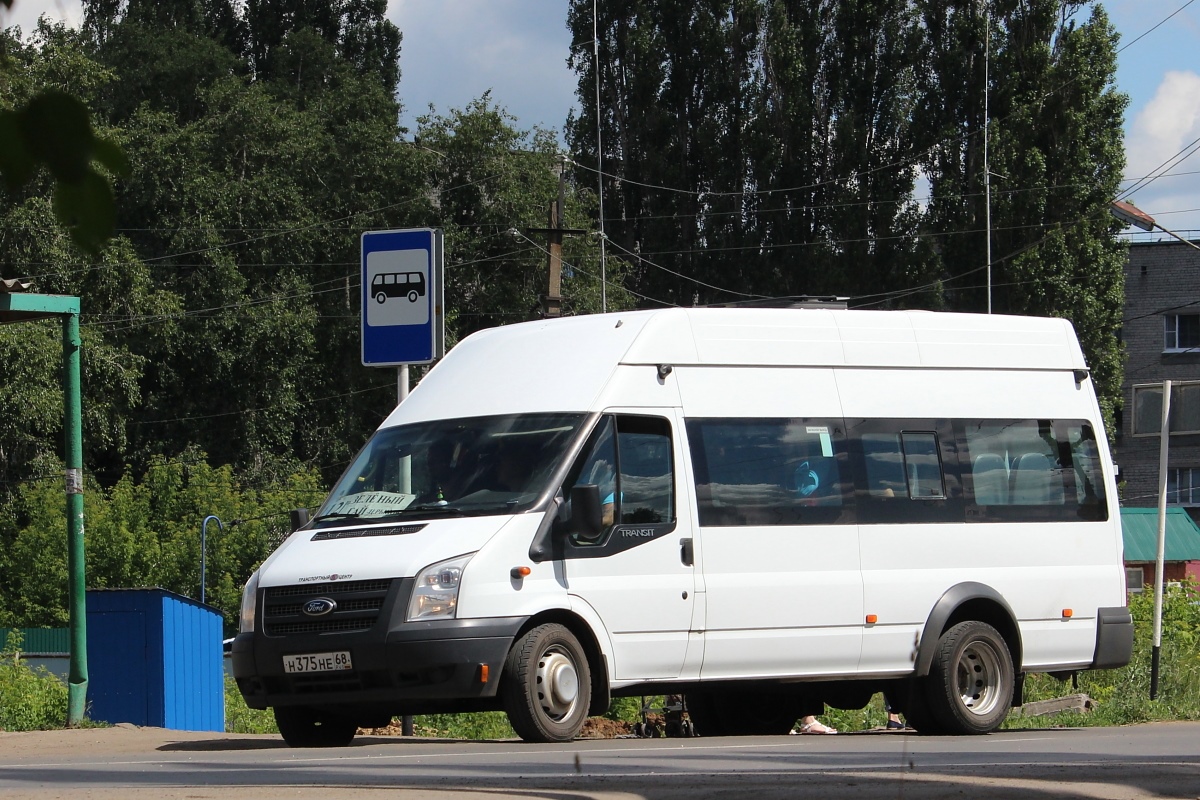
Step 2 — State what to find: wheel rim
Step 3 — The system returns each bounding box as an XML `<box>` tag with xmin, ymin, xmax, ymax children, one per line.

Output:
<box><xmin>955</xmin><ymin>638</ymin><xmax>1006</xmax><ymax>716</ymax></box>
<box><xmin>536</xmin><ymin>646</ymin><xmax>579</xmax><ymax>720</ymax></box>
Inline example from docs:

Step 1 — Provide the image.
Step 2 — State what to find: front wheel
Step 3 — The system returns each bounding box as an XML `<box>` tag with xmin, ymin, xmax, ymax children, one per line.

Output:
<box><xmin>501</xmin><ymin>623</ymin><xmax>592</xmax><ymax>742</ymax></box>
<box><xmin>273</xmin><ymin>706</ymin><xmax>357</xmax><ymax>747</ymax></box>
<box><xmin>374</xmin><ymin>292</ymin><xmax>387</xmax><ymax>304</ymax></box>
<box><xmin>924</xmin><ymin>620</ymin><xmax>1014</xmax><ymax>734</ymax></box>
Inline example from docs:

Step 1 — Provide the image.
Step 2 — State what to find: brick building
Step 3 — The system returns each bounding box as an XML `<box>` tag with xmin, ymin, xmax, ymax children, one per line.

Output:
<box><xmin>1116</xmin><ymin>239</ymin><xmax>1200</xmax><ymax>519</ymax></box>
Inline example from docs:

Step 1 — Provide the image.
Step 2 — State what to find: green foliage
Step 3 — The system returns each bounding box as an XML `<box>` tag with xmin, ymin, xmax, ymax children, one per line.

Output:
<box><xmin>0</xmin><ymin>22</ymin><xmax>129</xmax><ymax>255</ymax></box>
<box><xmin>224</xmin><ymin>674</ymin><xmax>277</xmax><ymax>734</ymax></box>
<box><xmin>604</xmin><ymin>695</ymin><xmax>644</xmax><ymax>724</ymax></box>
<box><xmin>1009</xmin><ymin>582</ymin><xmax>1200</xmax><ymax>728</ymax></box>
<box><xmin>0</xmin><ymin>455</ymin><xmax>324</xmax><ymax>632</ymax></box>
<box><xmin>0</xmin><ymin>630</ymin><xmax>69</xmax><ymax>731</ymax></box>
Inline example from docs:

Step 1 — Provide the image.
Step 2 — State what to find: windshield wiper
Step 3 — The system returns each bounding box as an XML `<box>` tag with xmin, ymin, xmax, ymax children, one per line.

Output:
<box><xmin>312</xmin><ymin>512</ymin><xmax>362</xmax><ymax>522</ymax></box>
<box><xmin>396</xmin><ymin>505</ymin><xmax>466</xmax><ymax>516</ymax></box>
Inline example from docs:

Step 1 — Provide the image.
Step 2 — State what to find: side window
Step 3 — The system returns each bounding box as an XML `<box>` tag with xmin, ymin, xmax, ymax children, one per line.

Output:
<box><xmin>563</xmin><ymin>415</ymin><xmax>675</xmax><ymax>542</ymax></box>
<box><xmin>617</xmin><ymin>417</ymin><xmax>674</xmax><ymax>524</ymax></box>
<box><xmin>851</xmin><ymin>420</ymin><xmax>959</xmax><ymax>524</ymax></box>
<box><xmin>902</xmin><ymin>433</ymin><xmax>946</xmax><ymax>499</ymax></box>
<box><xmin>686</xmin><ymin>418</ymin><xmax>851</xmax><ymax>527</ymax></box>
<box><xmin>565</xmin><ymin>417</ymin><xmax>618</xmax><ymax>531</ymax></box>
<box><xmin>963</xmin><ymin>420</ymin><xmax>1065</xmax><ymax>508</ymax></box>
<box><xmin>861</xmin><ymin>431</ymin><xmax>945</xmax><ymax>499</ymax></box>
<box><xmin>862</xmin><ymin>432</ymin><xmax>906</xmax><ymax>497</ymax></box>
<box><xmin>1065</xmin><ymin>422</ymin><xmax>1108</xmax><ymax>521</ymax></box>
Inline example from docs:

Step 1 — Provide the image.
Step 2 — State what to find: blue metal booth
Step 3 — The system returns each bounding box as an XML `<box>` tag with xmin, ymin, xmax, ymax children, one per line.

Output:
<box><xmin>86</xmin><ymin>588</ymin><xmax>224</xmax><ymax>731</ymax></box>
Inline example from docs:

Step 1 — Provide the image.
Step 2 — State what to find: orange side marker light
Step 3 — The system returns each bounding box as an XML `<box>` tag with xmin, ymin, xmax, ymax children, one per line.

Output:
<box><xmin>866</xmin><ymin>614</ymin><xmax>878</xmax><ymax>624</ymax></box>
<box><xmin>511</xmin><ymin>566</ymin><xmax>532</xmax><ymax>579</ymax></box>
<box><xmin>1062</xmin><ymin>608</ymin><xmax>1073</xmax><ymax>619</ymax></box>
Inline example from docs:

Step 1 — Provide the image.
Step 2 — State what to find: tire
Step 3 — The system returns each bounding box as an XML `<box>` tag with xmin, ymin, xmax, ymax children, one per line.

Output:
<box><xmin>898</xmin><ymin>685</ymin><xmax>943</xmax><ymax>735</ymax></box>
<box><xmin>924</xmin><ymin>620</ymin><xmax>1014</xmax><ymax>734</ymax></box>
<box><xmin>273</xmin><ymin>706</ymin><xmax>357</xmax><ymax>748</ymax></box>
<box><xmin>501</xmin><ymin>623</ymin><xmax>592</xmax><ymax>743</ymax></box>
<box><xmin>375</xmin><ymin>292</ymin><xmax>387</xmax><ymax>304</ymax></box>
<box><xmin>408</xmin><ymin>290</ymin><xmax>419</xmax><ymax>302</ymax></box>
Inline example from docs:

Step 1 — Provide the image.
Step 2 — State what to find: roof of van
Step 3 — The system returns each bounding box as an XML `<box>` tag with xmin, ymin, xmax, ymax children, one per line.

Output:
<box><xmin>387</xmin><ymin>308</ymin><xmax>1086</xmax><ymax>424</ymax></box>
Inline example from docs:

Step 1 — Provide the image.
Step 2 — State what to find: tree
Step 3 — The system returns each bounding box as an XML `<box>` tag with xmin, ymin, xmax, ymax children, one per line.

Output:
<box><xmin>0</xmin><ymin>22</ymin><xmax>128</xmax><ymax>256</ymax></box>
<box><xmin>914</xmin><ymin>0</ymin><xmax>1126</xmax><ymax>419</ymax></box>
<box><xmin>567</xmin><ymin>0</ymin><xmax>928</xmax><ymax>306</ymax></box>
<box><xmin>569</xmin><ymin>0</ymin><xmax>1126</xmax><ymax>419</ymax></box>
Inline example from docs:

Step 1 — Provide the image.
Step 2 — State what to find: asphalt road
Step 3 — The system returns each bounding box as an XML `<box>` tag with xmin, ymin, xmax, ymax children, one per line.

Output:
<box><xmin>1</xmin><ymin>722</ymin><xmax>1198</xmax><ymax>799</ymax></box>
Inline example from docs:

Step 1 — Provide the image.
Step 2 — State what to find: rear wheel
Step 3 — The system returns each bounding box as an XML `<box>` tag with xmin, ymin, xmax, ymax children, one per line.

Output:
<box><xmin>924</xmin><ymin>621</ymin><xmax>1014</xmax><ymax>734</ymax></box>
<box><xmin>273</xmin><ymin>706</ymin><xmax>357</xmax><ymax>748</ymax></box>
<box><xmin>501</xmin><ymin>623</ymin><xmax>592</xmax><ymax>742</ymax></box>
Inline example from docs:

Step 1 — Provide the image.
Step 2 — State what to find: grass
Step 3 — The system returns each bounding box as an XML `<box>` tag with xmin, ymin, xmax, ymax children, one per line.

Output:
<box><xmin>1003</xmin><ymin>581</ymin><xmax>1200</xmax><ymax>729</ymax></box>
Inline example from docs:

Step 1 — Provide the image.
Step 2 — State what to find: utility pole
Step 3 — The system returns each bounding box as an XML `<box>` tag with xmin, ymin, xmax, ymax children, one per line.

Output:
<box><xmin>530</xmin><ymin>156</ymin><xmax>585</xmax><ymax>317</ymax></box>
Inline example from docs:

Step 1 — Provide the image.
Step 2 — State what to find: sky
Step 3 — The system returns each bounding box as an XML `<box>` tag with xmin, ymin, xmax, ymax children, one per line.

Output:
<box><xmin>3</xmin><ymin>0</ymin><xmax>1199</xmax><ymax>238</ymax></box>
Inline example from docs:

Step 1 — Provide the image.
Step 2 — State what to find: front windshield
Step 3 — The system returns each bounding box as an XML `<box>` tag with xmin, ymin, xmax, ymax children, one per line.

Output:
<box><xmin>314</xmin><ymin>413</ymin><xmax>587</xmax><ymax>525</ymax></box>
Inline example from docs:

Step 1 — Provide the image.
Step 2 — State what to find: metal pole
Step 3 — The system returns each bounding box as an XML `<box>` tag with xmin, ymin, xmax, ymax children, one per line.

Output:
<box><xmin>397</xmin><ymin>365</ymin><xmax>411</xmax><ymax>493</ymax></box>
<box><xmin>1152</xmin><ymin>379</ymin><xmax>1171</xmax><ymax>699</ymax></box>
<box><xmin>63</xmin><ymin>311</ymin><xmax>88</xmax><ymax>726</ymax></box>
<box><xmin>984</xmin><ymin>7</ymin><xmax>992</xmax><ymax>315</ymax></box>
<box><xmin>396</xmin><ymin>364</ymin><xmax>414</xmax><ymax>736</ymax></box>
<box><xmin>594</xmin><ymin>0</ymin><xmax>607</xmax><ymax>312</ymax></box>
<box><xmin>200</xmin><ymin>516</ymin><xmax>223</xmax><ymax>605</ymax></box>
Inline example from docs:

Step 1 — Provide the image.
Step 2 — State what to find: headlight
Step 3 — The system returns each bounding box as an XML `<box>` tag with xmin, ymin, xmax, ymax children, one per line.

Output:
<box><xmin>407</xmin><ymin>553</ymin><xmax>474</xmax><ymax>622</ymax></box>
<box><xmin>239</xmin><ymin>569</ymin><xmax>261</xmax><ymax>633</ymax></box>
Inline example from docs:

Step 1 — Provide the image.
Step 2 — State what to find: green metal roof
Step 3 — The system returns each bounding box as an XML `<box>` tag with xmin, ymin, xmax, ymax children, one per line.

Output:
<box><xmin>1120</xmin><ymin>507</ymin><xmax>1200</xmax><ymax>562</ymax></box>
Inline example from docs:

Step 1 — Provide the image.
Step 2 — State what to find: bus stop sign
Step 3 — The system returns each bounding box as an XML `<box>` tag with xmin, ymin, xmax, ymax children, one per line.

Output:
<box><xmin>361</xmin><ymin>228</ymin><xmax>444</xmax><ymax>366</ymax></box>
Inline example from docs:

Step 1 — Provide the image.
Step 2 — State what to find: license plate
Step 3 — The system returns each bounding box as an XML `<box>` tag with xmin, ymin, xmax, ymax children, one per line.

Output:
<box><xmin>283</xmin><ymin>651</ymin><xmax>353</xmax><ymax>674</ymax></box>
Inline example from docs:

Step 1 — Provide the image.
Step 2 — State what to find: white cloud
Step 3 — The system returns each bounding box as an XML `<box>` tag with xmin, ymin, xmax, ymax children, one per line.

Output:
<box><xmin>1126</xmin><ymin>70</ymin><xmax>1200</xmax><ymax>182</ymax></box>
<box><xmin>1122</xmin><ymin>71</ymin><xmax>1200</xmax><ymax>234</ymax></box>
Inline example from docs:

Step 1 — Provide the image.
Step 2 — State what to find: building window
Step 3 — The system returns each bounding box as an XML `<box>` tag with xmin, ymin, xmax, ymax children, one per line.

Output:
<box><xmin>1168</xmin><ymin>467</ymin><xmax>1200</xmax><ymax>505</ymax></box>
<box><xmin>1164</xmin><ymin>314</ymin><xmax>1200</xmax><ymax>353</ymax></box>
<box><xmin>1133</xmin><ymin>382</ymin><xmax>1200</xmax><ymax>435</ymax></box>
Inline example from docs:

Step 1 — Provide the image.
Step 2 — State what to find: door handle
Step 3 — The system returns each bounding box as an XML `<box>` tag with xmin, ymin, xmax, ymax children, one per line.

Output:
<box><xmin>680</xmin><ymin>537</ymin><xmax>694</xmax><ymax>566</ymax></box>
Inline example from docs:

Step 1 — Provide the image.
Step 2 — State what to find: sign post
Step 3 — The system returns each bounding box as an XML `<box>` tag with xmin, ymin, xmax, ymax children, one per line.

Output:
<box><xmin>361</xmin><ymin>228</ymin><xmax>444</xmax><ymax>370</ymax></box>
<box><xmin>360</xmin><ymin>229</ymin><xmax>443</xmax><ymax>738</ymax></box>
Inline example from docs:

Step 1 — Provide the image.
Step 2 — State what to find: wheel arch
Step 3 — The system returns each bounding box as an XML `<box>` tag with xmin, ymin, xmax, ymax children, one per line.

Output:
<box><xmin>511</xmin><ymin>608</ymin><xmax>611</xmax><ymax>717</ymax></box>
<box><xmin>916</xmin><ymin>582</ymin><xmax>1022</xmax><ymax>677</ymax></box>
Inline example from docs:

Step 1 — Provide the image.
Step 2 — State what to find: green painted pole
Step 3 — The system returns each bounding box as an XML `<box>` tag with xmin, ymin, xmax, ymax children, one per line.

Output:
<box><xmin>63</xmin><ymin>311</ymin><xmax>88</xmax><ymax>725</ymax></box>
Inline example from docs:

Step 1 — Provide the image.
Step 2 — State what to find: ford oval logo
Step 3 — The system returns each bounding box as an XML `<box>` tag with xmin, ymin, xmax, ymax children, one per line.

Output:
<box><xmin>303</xmin><ymin>598</ymin><xmax>337</xmax><ymax>616</ymax></box>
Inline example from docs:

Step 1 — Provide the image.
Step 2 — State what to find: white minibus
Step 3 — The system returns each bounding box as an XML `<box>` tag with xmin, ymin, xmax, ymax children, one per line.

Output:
<box><xmin>232</xmin><ymin>308</ymin><xmax>1133</xmax><ymax>745</ymax></box>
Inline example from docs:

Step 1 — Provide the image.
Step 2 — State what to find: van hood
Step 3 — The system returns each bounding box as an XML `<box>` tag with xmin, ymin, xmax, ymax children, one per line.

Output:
<box><xmin>257</xmin><ymin>514</ymin><xmax>523</xmax><ymax>586</ymax></box>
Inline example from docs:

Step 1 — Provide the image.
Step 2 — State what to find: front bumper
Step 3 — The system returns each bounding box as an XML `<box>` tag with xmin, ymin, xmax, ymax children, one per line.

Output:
<box><xmin>232</xmin><ymin>577</ymin><xmax>526</xmax><ymax>713</ymax></box>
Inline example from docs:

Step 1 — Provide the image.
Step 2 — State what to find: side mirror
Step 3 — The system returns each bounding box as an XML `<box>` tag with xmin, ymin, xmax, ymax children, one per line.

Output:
<box><xmin>289</xmin><ymin>507</ymin><xmax>311</xmax><ymax>532</ymax></box>
<box><xmin>569</xmin><ymin>484</ymin><xmax>604</xmax><ymax>540</ymax></box>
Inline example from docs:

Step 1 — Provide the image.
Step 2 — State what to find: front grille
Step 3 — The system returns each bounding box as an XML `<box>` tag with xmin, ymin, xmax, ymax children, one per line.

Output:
<box><xmin>262</xmin><ymin>578</ymin><xmax>394</xmax><ymax>638</ymax></box>
<box><xmin>268</xmin><ymin>579</ymin><xmax>391</xmax><ymax>597</ymax></box>
<box><xmin>267</xmin><ymin>618</ymin><xmax>375</xmax><ymax>635</ymax></box>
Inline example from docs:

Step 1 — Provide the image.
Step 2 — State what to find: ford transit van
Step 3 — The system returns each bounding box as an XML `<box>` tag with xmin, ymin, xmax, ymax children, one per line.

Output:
<box><xmin>232</xmin><ymin>308</ymin><xmax>1133</xmax><ymax>745</ymax></box>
